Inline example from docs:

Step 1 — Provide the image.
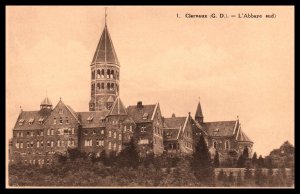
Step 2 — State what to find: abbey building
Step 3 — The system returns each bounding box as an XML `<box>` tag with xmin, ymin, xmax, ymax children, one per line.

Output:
<box><xmin>9</xmin><ymin>18</ymin><xmax>253</xmax><ymax>166</ymax></box>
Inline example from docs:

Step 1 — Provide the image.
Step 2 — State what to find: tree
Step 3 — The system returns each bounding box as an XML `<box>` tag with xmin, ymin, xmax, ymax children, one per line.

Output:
<box><xmin>237</xmin><ymin>147</ymin><xmax>249</xmax><ymax>167</ymax></box>
<box><xmin>252</xmin><ymin>152</ymin><xmax>257</xmax><ymax>167</ymax></box>
<box><xmin>214</xmin><ymin>151</ymin><xmax>220</xmax><ymax>168</ymax></box>
<box><xmin>191</xmin><ymin>134</ymin><xmax>213</xmax><ymax>184</ymax></box>
<box><xmin>257</xmin><ymin>155</ymin><xmax>265</xmax><ymax>168</ymax></box>
<box><xmin>115</xmin><ymin>138</ymin><xmax>139</xmax><ymax>168</ymax></box>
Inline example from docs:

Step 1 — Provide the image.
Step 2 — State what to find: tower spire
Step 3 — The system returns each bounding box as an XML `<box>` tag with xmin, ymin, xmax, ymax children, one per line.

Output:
<box><xmin>195</xmin><ymin>97</ymin><xmax>204</xmax><ymax>123</ymax></box>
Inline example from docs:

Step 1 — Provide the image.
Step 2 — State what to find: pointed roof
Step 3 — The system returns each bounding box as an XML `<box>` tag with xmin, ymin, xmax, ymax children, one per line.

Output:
<box><xmin>40</xmin><ymin>97</ymin><xmax>52</xmax><ymax>106</ymax></box>
<box><xmin>108</xmin><ymin>97</ymin><xmax>127</xmax><ymax>116</ymax></box>
<box><xmin>91</xmin><ymin>24</ymin><xmax>119</xmax><ymax>65</ymax></box>
<box><xmin>195</xmin><ymin>101</ymin><xmax>203</xmax><ymax>118</ymax></box>
<box><xmin>235</xmin><ymin>124</ymin><xmax>253</xmax><ymax>143</ymax></box>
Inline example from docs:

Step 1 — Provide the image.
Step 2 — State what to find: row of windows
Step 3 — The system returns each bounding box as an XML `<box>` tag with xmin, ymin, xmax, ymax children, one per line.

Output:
<box><xmin>47</xmin><ymin>128</ymin><xmax>75</xmax><ymax>136</ymax></box>
<box><xmin>91</xmin><ymin>83</ymin><xmax>119</xmax><ymax>91</ymax></box>
<box><xmin>53</xmin><ymin>117</ymin><xmax>69</xmax><ymax>125</ymax></box>
<box><xmin>15</xmin><ymin>140</ymin><xmax>75</xmax><ymax>149</ymax></box>
<box><xmin>108</xmin><ymin>142</ymin><xmax>122</xmax><ymax>151</ymax></box>
<box><xmin>213</xmin><ymin>140</ymin><xmax>230</xmax><ymax>149</ymax></box>
<box><xmin>92</xmin><ymin>69</ymin><xmax>119</xmax><ymax>80</ymax></box>
<box><xmin>15</xmin><ymin>131</ymin><xmax>44</xmax><ymax>138</ymax></box>
<box><xmin>84</xmin><ymin>139</ymin><xmax>105</xmax><ymax>147</ymax></box>
<box><xmin>108</xmin><ymin>131</ymin><xmax>122</xmax><ymax>140</ymax></box>
<box><xmin>84</xmin><ymin>129</ymin><xmax>105</xmax><ymax>135</ymax></box>
<box><xmin>24</xmin><ymin>159</ymin><xmax>51</xmax><ymax>165</ymax></box>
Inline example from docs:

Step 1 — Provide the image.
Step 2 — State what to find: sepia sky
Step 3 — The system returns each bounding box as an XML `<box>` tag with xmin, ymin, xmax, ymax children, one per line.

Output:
<box><xmin>6</xmin><ymin>6</ymin><xmax>294</xmax><ymax>157</ymax></box>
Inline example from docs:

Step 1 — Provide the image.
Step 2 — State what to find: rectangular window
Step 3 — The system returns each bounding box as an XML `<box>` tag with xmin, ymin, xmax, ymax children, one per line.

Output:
<box><xmin>141</xmin><ymin>127</ymin><xmax>146</xmax><ymax>132</ymax></box>
<box><xmin>109</xmin><ymin>131</ymin><xmax>111</xmax><ymax>137</ymax></box>
<box><xmin>130</xmin><ymin>125</ymin><xmax>132</xmax><ymax>132</ymax></box>
<box><xmin>60</xmin><ymin>117</ymin><xmax>63</xmax><ymax>124</ymax></box>
<box><xmin>37</xmin><ymin>141</ymin><xmax>40</xmax><ymax>148</ymax></box>
<box><xmin>108</xmin><ymin>142</ymin><xmax>111</xmax><ymax>149</ymax></box>
<box><xmin>20</xmin><ymin>142</ymin><xmax>23</xmax><ymax>149</ymax></box>
<box><xmin>51</xmin><ymin>141</ymin><xmax>54</xmax><ymax>147</ymax></box>
<box><xmin>124</xmin><ymin>125</ymin><xmax>126</xmax><ymax>132</ymax></box>
<box><xmin>66</xmin><ymin>117</ymin><xmax>69</xmax><ymax>124</ymax></box>
<box><xmin>93</xmin><ymin>130</ymin><xmax>96</xmax><ymax>135</ymax></box>
<box><xmin>54</xmin><ymin>118</ymin><xmax>56</xmax><ymax>124</ymax></box>
<box><xmin>31</xmin><ymin>132</ymin><xmax>34</xmax><ymax>137</ymax></box>
<box><xmin>138</xmin><ymin>138</ymin><xmax>149</xmax><ymax>145</ymax></box>
<box><xmin>40</xmin><ymin>141</ymin><xmax>43</xmax><ymax>147</ymax></box>
<box><xmin>101</xmin><ymin>129</ymin><xmax>104</xmax><ymax>134</ymax></box>
<box><xmin>20</xmin><ymin>132</ymin><xmax>23</xmax><ymax>137</ymax></box>
<box><xmin>118</xmin><ymin>134</ymin><xmax>122</xmax><ymax>141</ymax></box>
<box><xmin>16</xmin><ymin>132</ymin><xmax>19</xmax><ymax>137</ymax></box>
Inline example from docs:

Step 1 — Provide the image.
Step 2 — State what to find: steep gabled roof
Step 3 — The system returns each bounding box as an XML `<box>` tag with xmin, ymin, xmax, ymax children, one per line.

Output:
<box><xmin>109</xmin><ymin>97</ymin><xmax>127</xmax><ymax>116</ymax></box>
<box><xmin>164</xmin><ymin>117</ymin><xmax>186</xmax><ymax>129</ymax></box>
<box><xmin>77</xmin><ymin>110</ymin><xmax>109</xmax><ymax>128</ymax></box>
<box><xmin>235</xmin><ymin>125</ymin><xmax>253</xmax><ymax>143</ymax></box>
<box><xmin>203</xmin><ymin>121</ymin><xmax>237</xmax><ymax>137</ymax></box>
<box><xmin>163</xmin><ymin>116</ymin><xmax>187</xmax><ymax>141</ymax></box>
<box><xmin>91</xmin><ymin>24</ymin><xmax>119</xmax><ymax>65</ymax></box>
<box><xmin>127</xmin><ymin>104</ymin><xmax>156</xmax><ymax>123</ymax></box>
<box><xmin>13</xmin><ymin>110</ymin><xmax>52</xmax><ymax>130</ymax></box>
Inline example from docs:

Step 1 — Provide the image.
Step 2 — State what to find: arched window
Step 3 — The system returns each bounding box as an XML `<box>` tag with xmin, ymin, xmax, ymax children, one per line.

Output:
<box><xmin>97</xmin><ymin>83</ymin><xmax>100</xmax><ymax>90</ymax></box>
<box><xmin>108</xmin><ymin>131</ymin><xmax>111</xmax><ymax>137</ymax></box>
<box><xmin>213</xmin><ymin>141</ymin><xmax>217</xmax><ymax>149</ymax></box>
<box><xmin>111</xmin><ymin>83</ymin><xmax>114</xmax><ymax>90</ymax></box>
<box><xmin>97</xmin><ymin>70</ymin><xmax>101</xmax><ymax>79</ymax></box>
<box><xmin>101</xmin><ymin>69</ymin><xmax>105</xmax><ymax>78</ymax></box>
<box><xmin>107</xmin><ymin>83</ymin><xmax>110</xmax><ymax>90</ymax></box>
<box><xmin>92</xmin><ymin>70</ymin><xmax>95</xmax><ymax>79</ymax></box>
<box><xmin>225</xmin><ymin>140</ymin><xmax>230</xmax><ymax>149</ymax></box>
<box><xmin>111</xmin><ymin>70</ymin><xmax>114</xmax><ymax>78</ymax></box>
<box><xmin>37</xmin><ymin>141</ymin><xmax>40</xmax><ymax>148</ymax></box>
<box><xmin>113</xmin><ymin>132</ymin><xmax>117</xmax><ymax>139</ymax></box>
<box><xmin>91</xmin><ymin>84</ymin><xmax>95</xmax><ymax>91</ymax></box>
<box><xmin>118</xmin><ymin>134</ymin><xmax>122</xmax><ymax>140</ymax></box>
<box><xmin>101</xmin><ymin>83</ymin><xmax>104</xmax><ymax>89</ymax></box>
<box><xmin>107</xmin><ymin>69</ymin><xmax>110</xmax><ymax>78</ymax></box>
<box><xmin>113</xmin><ymin>143</ymin><xmax>116</xmax><ymax>151</ymax></box>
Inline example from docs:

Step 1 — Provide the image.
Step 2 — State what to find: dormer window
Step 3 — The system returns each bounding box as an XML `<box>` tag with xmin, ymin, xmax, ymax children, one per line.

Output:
<box><xmin>142</xmin><ymin>113</ymin><xmax>149</xmax><ymax>120</ymax></box>
<box><xmin>38</xmin><ymin>118</ymin><xmax>44</xmax><ymax>124</ymax></box>
<box><xmin>87</xmin><ymin>116</ymin><xmax>94</xmax><ymax>123</ymax></box>
<box><xmin>28</xmin><ymin>119</ymin><xmax>34</xmax><ymax>125</ymax></box>
<box><xmin>18</xmin><ymin>119</ymin><xmax>25</xmax><ymax>125</ymax></box>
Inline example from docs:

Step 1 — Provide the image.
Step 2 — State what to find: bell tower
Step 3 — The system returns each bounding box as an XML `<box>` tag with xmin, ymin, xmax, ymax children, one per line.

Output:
<box><xmin>89</xmin><ymin>9</ymin><xmax>120</xmax><ymax>111</ymax></box>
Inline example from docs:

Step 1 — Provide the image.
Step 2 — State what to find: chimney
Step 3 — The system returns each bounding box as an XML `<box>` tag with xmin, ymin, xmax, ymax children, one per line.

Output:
<box><xmin>172</xmin><ymin>113</ymin><xmax>176</xmax><ymax>118</ymax></box>
<box><xmin>137</xmin><ymin>101</ymin><xmax>143</xmax><ymax>108</ymax></box>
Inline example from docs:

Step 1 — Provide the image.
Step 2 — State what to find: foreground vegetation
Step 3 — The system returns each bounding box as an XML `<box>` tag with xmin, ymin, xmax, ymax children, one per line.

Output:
<box><xmin>9</xmin><ymin>137</ymin><xmax>294</xmax><ymax>187</ymax></box>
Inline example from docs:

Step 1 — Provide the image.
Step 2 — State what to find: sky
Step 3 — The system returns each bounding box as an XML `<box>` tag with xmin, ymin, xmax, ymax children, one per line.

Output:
<box><xmin>6</xmin><ymin>6</ymin><xmax>294</xmax><ymax>157</ymax></box>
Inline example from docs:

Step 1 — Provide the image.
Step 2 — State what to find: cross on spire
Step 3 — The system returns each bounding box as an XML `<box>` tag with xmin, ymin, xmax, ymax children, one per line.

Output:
<box><xmin>105</xmin><ymin>7</ymin><xmax>108</xmax><ymax>26</ymax></box>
